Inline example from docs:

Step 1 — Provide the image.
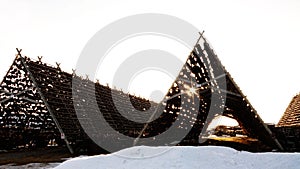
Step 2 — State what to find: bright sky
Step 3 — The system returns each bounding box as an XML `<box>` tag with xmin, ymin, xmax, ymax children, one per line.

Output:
<box><xmin>0</xmin><ymin>0</ymin><xmax>300</xmax><ymax>124</ymax></box>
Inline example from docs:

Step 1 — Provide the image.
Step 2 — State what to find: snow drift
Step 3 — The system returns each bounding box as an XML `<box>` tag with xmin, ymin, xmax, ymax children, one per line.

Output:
<box><xmin>55</xmin><ymin>146</ymin><xmax>300</xmax><ymax>169</ymax></box>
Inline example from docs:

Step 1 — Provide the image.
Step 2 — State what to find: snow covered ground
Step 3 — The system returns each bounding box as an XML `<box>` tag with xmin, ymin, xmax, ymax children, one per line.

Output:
<box><xmin>55</xmin><ymin>146</ymin><xmax>300</xmax><ymax>169</ymax></box>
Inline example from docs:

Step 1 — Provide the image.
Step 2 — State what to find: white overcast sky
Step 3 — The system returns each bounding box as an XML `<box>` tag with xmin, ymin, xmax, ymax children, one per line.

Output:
<box><xmin>0</xmin><ymin>0</ymin><xmax>300</xmax><ymax>124</ymax></box>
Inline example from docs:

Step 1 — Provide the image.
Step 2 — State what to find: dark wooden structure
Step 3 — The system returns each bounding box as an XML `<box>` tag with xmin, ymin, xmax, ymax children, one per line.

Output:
<box><xmin>270</xmin><ymin>94</ymin><xmax>300</xmax><ymax>151</ymax></box>
<box><xmin>0</xmin><ymin>34</ymin><xmax>285</xmax><ymax>154</ymax></box>
<box><xmin>278</xmin><ymin>94</ymin><xmax>300</xmax><ymax>126</ymax></box>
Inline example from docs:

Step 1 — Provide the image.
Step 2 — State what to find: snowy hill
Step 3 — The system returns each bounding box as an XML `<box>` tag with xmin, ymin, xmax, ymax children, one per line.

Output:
<box><xmin>55</xmin><ymin>146</ymin><xmax>300</xmax><ymax>169</ymax></box>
